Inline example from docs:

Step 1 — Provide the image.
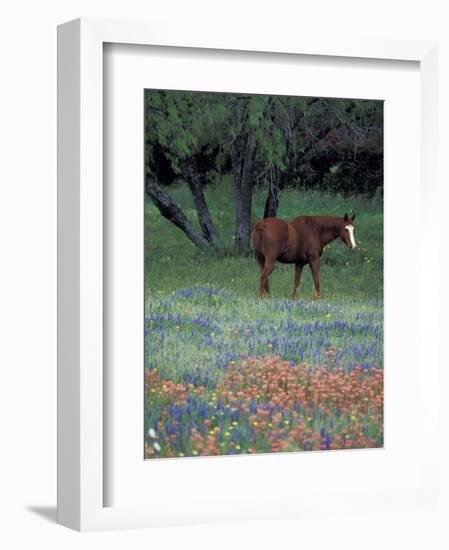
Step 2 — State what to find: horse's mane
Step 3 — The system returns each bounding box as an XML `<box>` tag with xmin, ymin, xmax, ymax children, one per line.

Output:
<box><xmin>303</xmin><ymin>215</ymin><xmax>343</xmax><ymax>233</ymax></box>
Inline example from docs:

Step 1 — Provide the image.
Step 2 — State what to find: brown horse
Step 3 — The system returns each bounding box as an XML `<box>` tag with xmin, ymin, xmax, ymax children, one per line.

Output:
<box><xmin>251</xmin><ymin>213</ymin><xmax>356</xmax><ymax>299</ymax></box>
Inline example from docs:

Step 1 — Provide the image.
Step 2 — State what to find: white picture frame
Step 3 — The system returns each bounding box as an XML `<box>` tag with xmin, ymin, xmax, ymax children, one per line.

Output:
<box><xmin>57</xmin><ymin>17</ymin><xmax>440</xmax><ymax>531</ymax></box>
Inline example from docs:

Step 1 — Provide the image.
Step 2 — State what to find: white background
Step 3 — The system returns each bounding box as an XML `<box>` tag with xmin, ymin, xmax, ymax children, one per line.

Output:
<box><xmin>1</xmin><ymin>1</ymin><xmax>448</xmax><ymax>548</ymax></box>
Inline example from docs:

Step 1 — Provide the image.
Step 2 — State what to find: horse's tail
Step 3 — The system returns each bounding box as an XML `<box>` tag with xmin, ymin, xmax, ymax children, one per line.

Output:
<box><xmin>251</xmin><ymin>220</ymin><xmax>265</xmax><ymax>266</ymax></box>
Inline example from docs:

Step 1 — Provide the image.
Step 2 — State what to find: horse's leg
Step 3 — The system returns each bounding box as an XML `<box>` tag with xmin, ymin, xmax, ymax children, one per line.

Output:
<box><xmin>260</xmin><ymin>260</ymin><xmax>276</xmax><ymax>299</ymax></box>
<box><xmin>259</xmin><ymin>264</ymin><xmax>265</xmax><ymax>298</ymax></box>
<box><xmin>309</xmin><ymin>258</ymin><xmax>321</xmax><ymax>300</ymax></box>
<box><xmin>264</xmin><ymin>276</ymin><xmax>271</xmax><ymax>297</ymax></box>
<box><xmin>258</xmin><ymin>263</ymin><xmax>269</xmax><ymax>297</ymax></box>
<box><xmin>255</xmin><ymin>253</ymin><xmax>265</xmax><ymax>297</ymax></box>
<box><xmin>292</xmin><ymin>263</ymin><xmax>303</xmax><ymax>299</ymax></box>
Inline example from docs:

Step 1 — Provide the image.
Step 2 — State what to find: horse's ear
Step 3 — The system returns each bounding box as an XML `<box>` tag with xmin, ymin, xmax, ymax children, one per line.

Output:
<box><xmin>351</xmin><ymin>213</ymin><xmax>356</xmax><ymax>222</ymax></box>
<box><xmin>344</xmin><ymin>213</ymin><xmax>349</xmax><ymax>222</ymax></box>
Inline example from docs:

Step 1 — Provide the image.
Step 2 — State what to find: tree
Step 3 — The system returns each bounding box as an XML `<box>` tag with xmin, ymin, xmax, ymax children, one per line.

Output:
<box><xmin>261</xmin><ymin>96</ymin><xmax>312</xmax><ymax>218</ymax></box>
<box><xmin>259</xmin><ymin>97</ymin><xmax>383</xmax><ymax>217</ymax></box>
<box><xmin>260</xmin><ymin>97</ymin><xmax>342</xmax><ymax>218</ymax></box>
<box><xmin>227</xmin><ymin>95</ymin><xmax>286</xmax><ymax>254</ymax></box>
<box><xmin>145</xmin><ymin>177</ymin><xmax>209</xmax><ymax>248</ymax></box>
<box><xmin>145</xmin><ymin>91</ymin><xmax>224</xmax><ymax>248</ymax></box>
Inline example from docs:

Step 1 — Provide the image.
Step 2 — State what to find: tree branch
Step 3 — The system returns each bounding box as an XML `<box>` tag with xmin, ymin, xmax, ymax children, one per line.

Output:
<box><xmin>179</xmin><ymin>158</ymin><xmax>222</xmax><ymax>245</ymax></box>
<box><xmin>145</xmin><ymin>177</ymin><xmax>210</xmax><ymax>249</ymax></box>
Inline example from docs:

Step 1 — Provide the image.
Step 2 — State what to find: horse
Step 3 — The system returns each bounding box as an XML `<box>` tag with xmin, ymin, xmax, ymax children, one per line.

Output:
<box><xmin>251</xmin><ymin>213</ymin><xmax>356</xmax><ymax>299</ymax></box>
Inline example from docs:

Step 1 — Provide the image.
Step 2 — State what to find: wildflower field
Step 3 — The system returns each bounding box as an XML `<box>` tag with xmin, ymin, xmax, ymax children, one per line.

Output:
<box><xmin>144</xmin><ymin>183</ymin><xmax>383</xmax><ymax>459</ymax></box>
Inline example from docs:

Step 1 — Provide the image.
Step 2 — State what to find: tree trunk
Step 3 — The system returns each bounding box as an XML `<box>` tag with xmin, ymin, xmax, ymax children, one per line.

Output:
<box><xmin>180</xmin><ymin>158</ymin><xmax>222</xmax><ymax>245</ymax></box>
<box><xmin>145</xmin><ymin>178</ymin><xmax>210</xmax><ymax>248</ymax></box>
<box><xmin>262</xmin><ymin>121</ymin><xmax>335</xmax><ymax>218</ymax></box>
<box><xmin>231</xmin><ymin>134</ymin><xmax>256</xmax><ymax>256</ymax></box>
<box><xmin>263</xmin><ymin>169</ymin><xmax>287</xmax><ymax>218</ymax></box>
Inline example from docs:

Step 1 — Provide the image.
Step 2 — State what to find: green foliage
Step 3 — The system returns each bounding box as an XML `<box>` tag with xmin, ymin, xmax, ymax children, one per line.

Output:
<box><xmin>145</xmin><ymin>90</ymin><xmax>229</xmax><ymax>173</ymax></box>
<box><xmin>145</xmin><ymin>90</ymin><xmax>383</xmax><ymax>197</ymax></box>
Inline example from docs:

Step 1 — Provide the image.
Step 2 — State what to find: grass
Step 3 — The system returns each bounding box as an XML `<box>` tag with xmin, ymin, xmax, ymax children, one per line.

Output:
<box><xmin>144</xmin><ymin>180</ymin><xmax>383</xmax><ymax>459</ymax></box>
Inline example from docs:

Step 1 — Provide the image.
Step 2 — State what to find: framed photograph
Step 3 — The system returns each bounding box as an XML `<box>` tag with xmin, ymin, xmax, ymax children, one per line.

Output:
<box><xmin>57</xmin><ymin>18</ymin><xmax>440</xmax><ymax>531</ymax></box>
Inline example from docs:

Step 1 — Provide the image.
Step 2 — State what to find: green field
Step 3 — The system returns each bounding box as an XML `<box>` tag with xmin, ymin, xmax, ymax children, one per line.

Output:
<box><xmin>144</xmin><ymin>181</ymin><xmax>383</xmax><ymax>458</ymax></box>
<box><xmin>145</xmin><ymin>179</ymin><xmax>383</xmax><ymax>302</ymax></box>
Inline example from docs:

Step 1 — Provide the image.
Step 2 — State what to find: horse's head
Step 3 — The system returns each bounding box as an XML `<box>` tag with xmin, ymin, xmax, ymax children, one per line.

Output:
<box><xmin>340</xmin><ymin>213</ymin><xmax>356</xmax><ymax>251</ymax></box>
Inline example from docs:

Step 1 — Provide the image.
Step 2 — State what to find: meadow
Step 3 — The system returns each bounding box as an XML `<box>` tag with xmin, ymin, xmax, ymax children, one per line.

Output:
<box><xmin>144</xmin><ymin>180</ymin><xmax>383</xmax><ymax>458</ymax></box>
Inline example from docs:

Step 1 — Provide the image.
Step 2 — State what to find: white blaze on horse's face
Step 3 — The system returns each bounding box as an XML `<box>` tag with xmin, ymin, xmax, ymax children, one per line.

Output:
<box><xmin>345</xmin><ymin>224</ymin><xmax>356</xmax><ymax>249</ymax></box>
